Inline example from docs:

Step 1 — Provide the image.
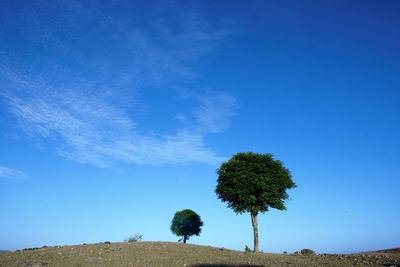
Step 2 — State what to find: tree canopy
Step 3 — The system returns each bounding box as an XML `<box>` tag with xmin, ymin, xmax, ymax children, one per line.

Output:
<box><xmin>215</xmin><ymin>152</ymin><xmax>296</xmax><ymax>252</ymax></box>
<box><xmin>170</xmin><ymin>209</ymin><xmax>203</xmax><ymax>244</ymax></box>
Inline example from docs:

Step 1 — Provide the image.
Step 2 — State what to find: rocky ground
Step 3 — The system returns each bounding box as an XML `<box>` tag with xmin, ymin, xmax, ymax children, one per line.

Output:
<box><xmin>0</xmin><ymin>242</ymin><xmax>399</xmax><ymax>267</ymax></box>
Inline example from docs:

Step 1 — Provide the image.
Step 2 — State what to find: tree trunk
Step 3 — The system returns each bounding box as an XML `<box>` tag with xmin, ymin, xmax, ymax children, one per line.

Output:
<box><xmin>183</xmin><ymin>236</ymin><xmax>187</xmax><ymax>244</ymax></box>
<box><xmin>251</xmin><ymin>212</ymin><xmax>259</xmax><ymax>252</ymax></box>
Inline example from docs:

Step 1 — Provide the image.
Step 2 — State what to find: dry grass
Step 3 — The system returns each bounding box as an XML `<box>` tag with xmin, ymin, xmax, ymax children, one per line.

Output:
<box><xmin>0</xmin><ymin>242</ymin><xmax>399</xmax><ymax>267</ymax></box>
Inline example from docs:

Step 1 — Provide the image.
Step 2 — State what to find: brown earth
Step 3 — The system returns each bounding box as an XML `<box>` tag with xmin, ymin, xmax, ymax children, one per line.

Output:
<box><xmin>0</xmin><ymin>242</ymin><xmax>399</xmax><ymax>267</ymax></box>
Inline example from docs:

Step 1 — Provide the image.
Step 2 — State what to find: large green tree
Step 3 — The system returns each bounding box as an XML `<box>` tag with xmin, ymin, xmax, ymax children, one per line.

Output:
<box><xmin>170</xmin><ymin>209</ymin><xmax>203</xmax><ymax>244</ymax></box>
<box><xmin>215</xmin><ymin>152</ymin><xmax>296</xmax><ymax>252</ymax></box>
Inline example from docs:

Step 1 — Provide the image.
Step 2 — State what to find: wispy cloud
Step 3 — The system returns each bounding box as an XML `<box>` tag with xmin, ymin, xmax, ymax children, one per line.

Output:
<box><xmin>0</xmin><ymin>0</ymin><xmax>236</xmax><ymax>167</ymax></box>
<box><xmin>194</xmin><ymin>93</ymin><xmax>236</xmax><ymax>134</ymax></box>
<box><xmin>1</xmin><ymin>75</ymin><xmax>235</xmax><ymax>167</ymax></box>
<box><xmin>0</xmin><ymin>166</ymin><xmax>28</xmax><ymax>180</ymax></box>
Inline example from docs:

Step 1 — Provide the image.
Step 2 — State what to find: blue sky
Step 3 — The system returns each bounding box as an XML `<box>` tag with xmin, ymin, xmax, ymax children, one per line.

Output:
<box><xmin>0</xmin><ymin>0</ymin><xmax>399</xmax><ymax>253</ymax></box>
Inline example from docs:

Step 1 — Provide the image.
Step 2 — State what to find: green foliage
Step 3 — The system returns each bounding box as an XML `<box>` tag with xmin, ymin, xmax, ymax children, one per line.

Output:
<box><xmin>301</xmin><ymin>249</ymin><xmax>316</xmax><ymax>255</ymax></box>
<box><xmin>215</xmin><ymin>152</ymin><xmax>296</xmax><ymax>215</ymax></box>
<box><xmin>245</xmin><ymin>245</ymin><xmax>252</xmax><ymax>252</ymax></box>
<box><xmin>170</xmin><ymin>209</ymin><xmax>203</xmax><ymax>243</ymax></box>
<box><xmin>125</xmin><ymin>233</ymin><xmax>143</xmax><ymax>242</ymax></box>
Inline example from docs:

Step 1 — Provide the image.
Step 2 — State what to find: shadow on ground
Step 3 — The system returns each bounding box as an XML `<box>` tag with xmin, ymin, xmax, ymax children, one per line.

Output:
<box><xmin>192</xmin><ymin>265</ymin><xmax>264</xmax><ymax>267</ymax></box>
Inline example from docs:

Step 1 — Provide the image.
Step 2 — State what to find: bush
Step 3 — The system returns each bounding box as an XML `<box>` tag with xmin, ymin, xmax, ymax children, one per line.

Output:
<box><xmin>301</xmin><ymin>249</ymin><xmax>316</xmax><ymax>255</ymax></box>
<box><xmin>244</xmin><ymin>245</ymin><xmax>252</xmax><ymax>253</ymax></box>
<box><xmin>283</xmin><ymin>251</ymin><xmax>287</xmax><ymax>254</ymax></box>
<box><xmin>125</xmin><ymin>233</ymin><xmax>143</xmax><ymax>242</ymax></box>
<box><xmin>103</xmin><ymin>241</ymin><xmax>111</xmax><ymax>244</ymax></box>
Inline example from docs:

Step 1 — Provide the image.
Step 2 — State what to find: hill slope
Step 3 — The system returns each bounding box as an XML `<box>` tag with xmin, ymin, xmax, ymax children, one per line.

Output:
<box><xmin>372</xmin><ymin>248</ymin><xmax>400</xmax><ymax>254</ymax></box>
<box><xmin>0</xmin><ymin>242</ymin><xmax>399</xmax><ymax>267</ymax></box>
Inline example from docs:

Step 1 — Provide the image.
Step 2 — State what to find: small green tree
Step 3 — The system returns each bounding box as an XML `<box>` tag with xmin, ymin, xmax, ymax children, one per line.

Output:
<box><xmin>170</xmin><ymin>209</ymin><xmax>203</xmax><ymax>244</ymax></box>
<box><xmin>215</xmin><ymin>152</ymin><xmax>296</xmax><ymax>252</ymax></box>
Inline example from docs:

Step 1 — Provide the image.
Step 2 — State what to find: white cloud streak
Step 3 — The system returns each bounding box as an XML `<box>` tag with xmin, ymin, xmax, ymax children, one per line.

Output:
<box><xmin>0</xmin><ymin>166</ymin><xmax>28</xmax><ymax>180</ymax></box>
<box><xmin>0</xmin><ymin>0</ymin><xmax>236</xmax><ymax>167</ymax></box>
<box><xmin>1</xmin><ymin>69</ymin><xmax>235</xmax><ymax>167</ymax></box>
